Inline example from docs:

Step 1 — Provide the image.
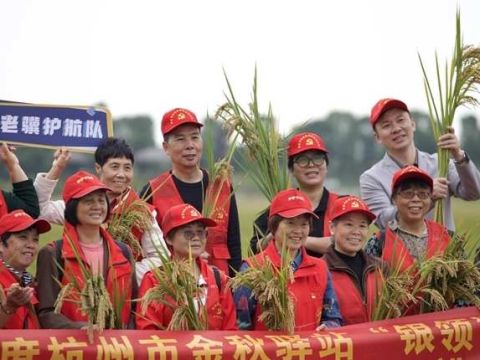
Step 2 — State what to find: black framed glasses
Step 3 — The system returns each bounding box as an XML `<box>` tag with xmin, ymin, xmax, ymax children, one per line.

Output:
<box><xmin>293</xmin><ymin>153</ymin><xmax>326</xmax><ymax>168</ymax></box>
<box><xmin>397</xmin><ymin>189</ymin><xmax>431</xmax><ymax>200</ymax></box>
<box><xmin>181</xmin><ymin>229</ymin><xmax>208</xmax><ymax>241</ymax></box>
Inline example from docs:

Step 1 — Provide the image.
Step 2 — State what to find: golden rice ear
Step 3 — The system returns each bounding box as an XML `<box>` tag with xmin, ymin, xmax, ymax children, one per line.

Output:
<box><xmin>418</xmin><ymin>10</ymin><xmax>480</xmax><ymax>224</ymax></box>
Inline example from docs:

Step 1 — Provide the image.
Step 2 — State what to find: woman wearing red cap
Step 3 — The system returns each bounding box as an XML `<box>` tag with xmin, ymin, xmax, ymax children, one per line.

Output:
<box><xmin>323</xmin><ymin>196</ymin><xmax>385</xmax><ymax>325</ymax></box>
<box><xmin>137</xmin><ymin>203</ymin><xmax>236</xmax><ymax>330</ymax></box>
<box><xmin>36</xmin><ymin>171</ymin><xmax>136</xmax><ymax>329</ymax></box>
<box><xmin>236</xmin><ymin>189</ymin><xmax>342</xmax><ymax>331</ymax></box>
<box><xmin>365</xmin><ymin>166</ymin><xmax>450</xmax><ymax>272</ymax></box>
<box><xmin>251</xmin><ymin>132</ymin><xmax>339</xmax><ymax>257</ymax></box>
<box><xmin>0</xmin><ymin>210</ymin><xmax>50</xmax><ymax>329</ymax></box>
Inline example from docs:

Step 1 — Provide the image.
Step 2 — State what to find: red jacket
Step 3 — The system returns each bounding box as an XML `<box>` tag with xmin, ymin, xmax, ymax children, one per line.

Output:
<box><xmin>324</xmin><ymin>247</ymin><xmax>384</xmax><ymax>325</ymax></box>
<box><xmin>58</xmin><ymin>223</ymin><xmax>134</xmax><ymax>327</ymax></box>
<box><xmin>149</xmin><ymin>171</ymin><xmax>232</xmax><ymax>273</ymax></box>
<box><xmin>322</xmin><ymin>192</ymin><xmax>339</xmax><ymax>236</ymax></box>
<box><xmin>136</xmin><ymin>258</ymin><xmax>237</xmax><ymax>330</ymax></box>
<box><xmin>0</xmin><ymin>262</ymin><xmax>39</xmax><ymax>329</ymax></box>
<box><xmin>0</xmin><ymin>191</ymin><xmax>7</xmax><ymax>218</ymax></box>
<box><xmin>382</xmin><ymin>220</ymin><xmax>450</xmax><ymax>272</ymax></box>
<box><xmin>246</xmin><ymin>242</ymin><xmax>328</xmax><ymax>331</ymax></box>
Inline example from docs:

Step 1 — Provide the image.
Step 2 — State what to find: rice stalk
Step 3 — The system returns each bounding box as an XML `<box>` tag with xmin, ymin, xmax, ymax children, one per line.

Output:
<box><xmin>418</xmin><ymin>10</ymin><xmax>480</xmax><ymax>224</ymax></box>
<box><xmin>216</xmin><ymin>67</ymin><xmax>290</xmax><ymax>201</ymax></box>
<box><xmin>140</xmin><ymin>248</ymin><xmax>208</xmax><ymax>330</ymax></box>
<box><xmin>53</xmin><ymin>234</ymin><xmax>119</xmax><ymax>341</ymax></box>
<box><xmin>107</xmin><ymin>199</ymin><xmax>153</xmax><ymax>258</ymax></box>
<box><xmin>415</xmin><ymin>232</ymin><xmax>480</xmax><ymax>312</ymax></box>
<box><xmin>229</xmin><ymin>235</ymin><xmax>295</xmax><ymax>333</ymax></box>
<box><xmin>202</xmin><ymin>116</ymin><xmax>238</xmax><ymax>219</ymax></box>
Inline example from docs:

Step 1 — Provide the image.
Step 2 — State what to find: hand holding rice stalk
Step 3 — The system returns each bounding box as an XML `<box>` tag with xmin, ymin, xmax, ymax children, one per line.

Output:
<box><xmin>140</xmin><ymin>246</ymin><xmax>208</xmax><ymax>330</ymax></box>
<box><xmin>53</xmin><ymin>236</ymin><xmax>117</xmax><ymax>342</ymax></box>
<box><xmin>107</xmin><ymin>198</ymin><xmax>153</xmax><ymax>259</ymax></box>
<box><xmin>229</xmin><ymin>235</ymin><xmax>295</xmax><ymax>333</ymax></box>
<box><xmin>418</xmin><ymin>10</ymin><xmax>480</xmax><ymax>224</ymax></box>
<box><xmin>216</xmin><ymin>68</ymin><xmax>290</xmax><ymax>201</ymax></box>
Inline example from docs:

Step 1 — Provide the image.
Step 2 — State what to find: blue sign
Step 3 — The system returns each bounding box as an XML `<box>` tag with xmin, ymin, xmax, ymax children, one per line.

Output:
<box><xmin>0</xmin><ymin>102</ymin><xmax>113</xmax><ymax>152</ymax></box>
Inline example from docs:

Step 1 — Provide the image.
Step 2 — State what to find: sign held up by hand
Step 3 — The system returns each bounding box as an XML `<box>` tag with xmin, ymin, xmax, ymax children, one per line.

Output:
<box><xmin>0</xmin><ymin>102</ymin><xmax>113</xmax><ymax>153</ymax></box>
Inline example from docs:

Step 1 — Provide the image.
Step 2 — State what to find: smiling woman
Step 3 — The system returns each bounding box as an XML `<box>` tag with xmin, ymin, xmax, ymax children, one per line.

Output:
<box><xmin>0</xmin><ymin>210</ymin><xmax>51</xmax><ymax>329</ymax></box>
<box><xmin>35</xmin><ymin>170</ymin><xmax>137</xmax><ymax>330</ymax></box>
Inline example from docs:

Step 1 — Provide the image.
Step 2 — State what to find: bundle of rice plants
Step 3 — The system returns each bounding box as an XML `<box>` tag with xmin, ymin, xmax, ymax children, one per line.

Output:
<box><xmin>229</xmin><ymin>237</ymin><xmax>295</xmax><ymax>333</ymax></box>
<box><xmin>107</xmin><ymin>198</ymin><xmax>153</xmax><ymax>258</ymax></box>
<box><xmin>415</xmin><ymin>233</ymin><xmax>480</xmax><ymax>312</ymax></box>
<box><xmin>54</xmin><ymin>235</ymin><xmax>117</xmax><ymax>342</ymax></box>
<box><xmin>140</xmin><ymin>248</ymin><xmax>208</xmax><ymax>330</ymax></box>
<box><xmin>216</xmin><ymin>68</ymin><xmax>290</xmax><ymax>202</ymax></box>
<box><xmin>418</xmin><ymin>10</ymin><xmax>480</xmax><ymax>223</ymax></box>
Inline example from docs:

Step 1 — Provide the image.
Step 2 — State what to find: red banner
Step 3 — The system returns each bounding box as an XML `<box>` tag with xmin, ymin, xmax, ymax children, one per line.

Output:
<box><xmin>0</xmin><ymin>307</ymin><xmax>479</xmax><ymax>359</ymax></box>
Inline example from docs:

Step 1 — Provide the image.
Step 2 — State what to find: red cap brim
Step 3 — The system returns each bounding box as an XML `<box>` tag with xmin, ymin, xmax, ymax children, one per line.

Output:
<box><xmin>70</xmin><ymin>185</ymin><xmax>112</xmax><ymax>200</ymax></box>
<box><xmin>276</xmin><ymin>208</ymin><xmax>319</xmax><ymax>219</ymax></box>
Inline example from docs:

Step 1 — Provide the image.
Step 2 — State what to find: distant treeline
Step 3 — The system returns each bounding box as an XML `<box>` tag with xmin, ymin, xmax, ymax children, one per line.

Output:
<box><xmin>3</xmin><ymin>110</ymin><xmax>479</xmax><ymax>191</ymax></box>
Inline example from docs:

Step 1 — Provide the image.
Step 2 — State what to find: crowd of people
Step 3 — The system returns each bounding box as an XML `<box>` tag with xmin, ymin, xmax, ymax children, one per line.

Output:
<box><xmin>0</xmin><ymin>98</ymin><xmax>479</xmax><ymax>330</ymax></box>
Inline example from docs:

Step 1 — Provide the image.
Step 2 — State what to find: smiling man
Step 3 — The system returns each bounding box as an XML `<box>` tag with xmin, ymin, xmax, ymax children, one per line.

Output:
<box><xmin>360</xmin><ymin>98</ymin><xmax>480</xmax><ymax>232</ymax></box>
<box><xmin>140</xmin><ymin>108</ymin><xmax>241</xmax><ymax>276</ymax></box>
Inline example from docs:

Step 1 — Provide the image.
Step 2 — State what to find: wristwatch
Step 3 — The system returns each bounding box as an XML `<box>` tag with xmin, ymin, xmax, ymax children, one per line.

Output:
<box><xmin>454</xmin><ymin>151</ymin><xmax>470</xmax><ymax>165</ymax></box>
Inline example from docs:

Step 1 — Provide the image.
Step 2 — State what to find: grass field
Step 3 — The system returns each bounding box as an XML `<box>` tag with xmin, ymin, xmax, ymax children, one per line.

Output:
<box><xmin>31</xmin><ymin>194</ymin><xmax>479</xmax><ymax>274</ymax></box>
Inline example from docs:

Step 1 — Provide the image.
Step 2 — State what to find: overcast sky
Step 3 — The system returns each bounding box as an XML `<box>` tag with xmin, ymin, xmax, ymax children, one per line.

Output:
<box><xmin>1</xmin><ymin>0</ymin><xmax>479</xmax><ymax>140</ymax></box>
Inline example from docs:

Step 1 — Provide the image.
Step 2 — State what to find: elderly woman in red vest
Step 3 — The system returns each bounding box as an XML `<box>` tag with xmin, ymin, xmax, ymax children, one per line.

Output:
<box><xmin>236</xmin><ymin>189</ymin><xmax>342</xmax><ymax>331</ymax></box>
<box><xmin>137</xmin><ymin>203</ymin><xmax>236</xmax><ymax>330</ymax></box>
<box><xmin>36</xmin><ymin>171</ymin><xmax>136</xmax><ymax>329</ymax></box>
<box><xmin>365</xmin><ymin>166</ymin><xmax>450</xmax><ymax>271</ymax></box>
<box><xmin>324</xmin><ymin>196</ymin><xmax>385</xmax><ymax>325</ymax></box>
<box><xmin>251</xmin><ymin>132</ymin><xmax>339</xmax><ymax>257</ymax></box>
<box><xmin>0</xmin><ymin>210</ymin><xmax>50</xmax><ymax>329</ymax></box>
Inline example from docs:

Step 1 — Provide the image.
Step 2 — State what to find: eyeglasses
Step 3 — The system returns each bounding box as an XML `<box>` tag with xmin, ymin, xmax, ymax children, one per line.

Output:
<box><xmin>294</xmin><ymin>153</ymin><xmax>326</xmax><ymax>168</ymax></box>
<box><xmin>397</xmin><ymin>189</ymin><xmax>431</xmax><ymax>200</ymax></box>
<box><xmin>181</xmin><ymin>229</ymin><xmax>207</xmax><ymax>241</ymax></box>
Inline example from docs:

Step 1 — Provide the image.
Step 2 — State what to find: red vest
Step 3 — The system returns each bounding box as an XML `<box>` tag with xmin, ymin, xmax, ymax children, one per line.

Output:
<box><xmin>322</xmin><ymin>192</ymin><xmax>339</xmax><ymax>236</ymax></box>
<box><xmin>149</xmin><ymin>171</ymin><xmax>232</xmax><ymax>273</ymax></box>
<box><xmin>58</xmin><ymin>223</ymin><xmax>133</xmax><ymax>327</ymax></box>
<box><xmin>110</xmin><ymin>187</ymin><xmax>154</xmax><ymax>260</ymax></box>
<box><xmin>0</xmin><ymin>262</ymin><xmax>39</xmax><ymax>329</ymax></box>
<box><xmin>136</xmin><ymin>258</ymin><xmax>237</xmax><ymax>330</ymax></box>
<box><xmin>246</xmin><ymin>242</ymin><xmax>328</xmax><ymax>331</ymax></box>
<box><xmin>325</xmin><ymin>251</ymin><xmax>383</xmax><ymax>325</ymax></box>
<box><xmin>0</xmin><ymin>191</ymin><xmax>8</xmax><ymax>218</ymax></box>
<box><xmin>382</xmin><ymin>220</ymin><xmax>450</xmax><ymax>272</ymax></box>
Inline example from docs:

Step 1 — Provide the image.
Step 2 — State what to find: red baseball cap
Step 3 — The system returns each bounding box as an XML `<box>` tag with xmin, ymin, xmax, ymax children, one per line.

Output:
<box><xmin>161</xmin><ymin>108</ymin><xmax>203</xmax><ymax>136</ymax></box>
<box><xmin>330</xmin><ymin>196</ymin><xmax>376</xmax><ymax>222</ymax></box>
<box><xmin>63</xmin><ymin>170</ymin><xmax>112</xmax><ymax>203</ymax></box>
<box><xmin>0</xmin><ymin>210</ymin><xmax>51</xmax><ymax>236</ymax></box>
<box><xmin>269</xmin><ymin>189</ymin><xmax>318</xmax><ymax>219</ymax></box>
<box><xmin>287</xmin><ymin>132</ymin><xmax>328</xmax><ymax>157</ymax></box>
<box><xmin>370</xmin><ymin>98</ymin><xmax>410</xmax><ymax>128</ymax></box>
<box><xmin>162</xmin><ymin>203</ymin><xmax>217</xmax><ymax>238</ymax></box>
<box><xmin>391</xmin><ymin>165</ymin><xmax>433</xmax><ymax>191</ymax></box>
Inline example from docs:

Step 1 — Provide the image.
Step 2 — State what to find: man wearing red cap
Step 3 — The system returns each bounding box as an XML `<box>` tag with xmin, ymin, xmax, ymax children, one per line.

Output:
<box><xmin>360</xmin><ymin>98</ymin><xmax>480</xmax><ymax>232</ymax></box>
<box><xmin>140</xmin><ymin>108</ymin><xmax>241</xmax><ymax>276</ymax></box>
<box><xmin>137</xmin><ymin>203</ymin><xmax>237</xmax><ymax>330</ymax></box>
<box><xmin>251</xmin><ymin>132</ymin><xmax>339</xmax><ymax>256</ymax></box>
<box><xmin>365</xmin><ymin>166</ymin><xmax>451</xmax><ymax>272</ymax></box>
<box><xmin>323</xmin><ymin>196</ymin><xmax>384</xmax><ymax>325</ymax></box>
<box><xmin>0</xmin><ymin>210</ymin><xmax>50</xmax><ymax>329</ymax></box>
<box><xmin>235</xmin><ymin>189</ymin><xmax>342</xmax><ymax>331</ymax></box>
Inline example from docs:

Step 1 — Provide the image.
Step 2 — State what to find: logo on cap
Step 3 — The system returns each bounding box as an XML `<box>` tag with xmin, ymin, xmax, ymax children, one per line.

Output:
<box><xmin>14</xmin><ymin>212</ymin><xmax>28</xmax><ymax>218</ymax></box>
<box><xmin>76</xmin><ymin>175</ymin><xmax>94</xmax><ymax>184</ymax></box>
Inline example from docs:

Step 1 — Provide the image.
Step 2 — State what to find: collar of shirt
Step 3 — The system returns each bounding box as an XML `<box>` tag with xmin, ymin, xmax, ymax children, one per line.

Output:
<box><xmin>1</xmin><ymin>259</ymin><xmax>33</xmax><ymax>286</ymax></box>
